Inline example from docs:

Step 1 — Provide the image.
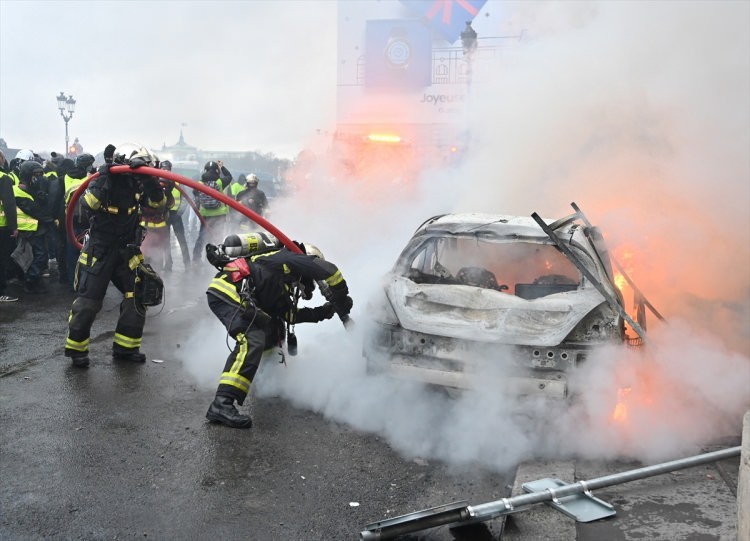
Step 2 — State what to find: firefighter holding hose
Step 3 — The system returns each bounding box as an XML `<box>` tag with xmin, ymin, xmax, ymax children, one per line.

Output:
<box><xmin>64</xmin><ymin>144</ymin><xmax>166</xmax><ymax>368</ymax></box>
<box><xmin>204</xmin><ymin>232</ymin><xmax>354</xmax><ymax>428</ymax></box>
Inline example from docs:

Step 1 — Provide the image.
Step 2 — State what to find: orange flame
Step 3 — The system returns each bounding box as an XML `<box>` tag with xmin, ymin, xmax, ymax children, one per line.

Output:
<box><xmin>614</xmin><ymin>272</ymin><xmax>627</xmax><ymax>292</ymax></box>
<box><xmin>611</xmin><ymin>386</ymin><xmax>632</xmax><ymax>423</ymax></box>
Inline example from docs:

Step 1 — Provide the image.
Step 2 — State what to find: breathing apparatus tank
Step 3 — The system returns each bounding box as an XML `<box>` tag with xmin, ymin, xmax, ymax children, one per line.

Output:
<box><xmin>222</xmin><ymin>231</ymin><xmax>281</xmax><ymax>257</ymax></box>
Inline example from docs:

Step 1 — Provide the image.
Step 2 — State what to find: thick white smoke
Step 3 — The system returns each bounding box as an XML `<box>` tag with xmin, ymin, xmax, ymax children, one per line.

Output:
<box><xmin>176</xmin><ymin>0</ymin><xmax>749</xmax><ymax>471</ymax></box>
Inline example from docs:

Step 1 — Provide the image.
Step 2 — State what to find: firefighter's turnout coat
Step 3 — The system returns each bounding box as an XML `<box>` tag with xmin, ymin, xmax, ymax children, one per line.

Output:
<box><xmin>65</xmin><ymin>168</ymin><xmax>166</xmax><ymax>359</ymax></box>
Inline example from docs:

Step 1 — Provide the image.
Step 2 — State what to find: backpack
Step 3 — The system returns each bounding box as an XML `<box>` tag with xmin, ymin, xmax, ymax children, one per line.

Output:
<box><xmin>196</xmin><ymin>178</ymin><xmax>222</xmax><ymax>209</ymax></box>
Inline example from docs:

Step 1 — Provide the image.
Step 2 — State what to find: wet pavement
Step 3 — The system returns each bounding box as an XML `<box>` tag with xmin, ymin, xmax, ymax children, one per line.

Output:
<box><xmin>0</xmin><ymin>268</ymin><xmax>742</xmax><ymax>540</ymax></box>
<box><xmin>0</xmin><ymin>269</ymin><xmax>513</xmax><ymax>541</ymax></box>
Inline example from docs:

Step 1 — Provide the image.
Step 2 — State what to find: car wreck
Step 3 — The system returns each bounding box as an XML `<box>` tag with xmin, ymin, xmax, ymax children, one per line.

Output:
<box><xmin>364</xmin><ymin>203</ymin><xmax>651</xmax><ymax>398</ymax></box>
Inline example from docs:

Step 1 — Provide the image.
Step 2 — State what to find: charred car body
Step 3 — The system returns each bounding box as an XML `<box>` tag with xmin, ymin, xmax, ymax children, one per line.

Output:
<box><xmin>364</xmin><ymin>205</ymin><xmax>646</xmax><ymax>398</ymax></box>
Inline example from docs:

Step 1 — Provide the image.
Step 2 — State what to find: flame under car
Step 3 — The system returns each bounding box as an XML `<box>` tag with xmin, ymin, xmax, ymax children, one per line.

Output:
<box><xmin>364</xmin><ymin>212</ymin><xmax>628</xmax><ymax>398</ymax></box>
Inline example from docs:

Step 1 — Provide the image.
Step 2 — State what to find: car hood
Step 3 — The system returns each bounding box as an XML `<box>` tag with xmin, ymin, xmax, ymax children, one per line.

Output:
<box><xmin>384</xmin><ymin>276</ymin><xmax>606</xmax><ymax>346</ymax></box>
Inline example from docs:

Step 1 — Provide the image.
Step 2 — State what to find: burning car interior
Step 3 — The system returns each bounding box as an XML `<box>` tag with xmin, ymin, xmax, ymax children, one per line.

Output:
<box><xmin>405</xmin><ymin>235</ymin><xmax>582</xmax><ymax>300</ymax></box>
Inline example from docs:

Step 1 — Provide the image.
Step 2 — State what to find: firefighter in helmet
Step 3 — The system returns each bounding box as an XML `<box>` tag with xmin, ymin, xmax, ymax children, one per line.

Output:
<box><xmin>64</xmin><ymin>144</ymin><xmax>167</xmax><ymax>368</ymax></box>
<box><xmin>204</xmin><ymin>233</ymin><xmax>354</xmax><ymax>428</ymax></box>
<box><xmin>235</xmin><ymin>173</ymin><xmax>269</xmax><ymax>231</ymax></box>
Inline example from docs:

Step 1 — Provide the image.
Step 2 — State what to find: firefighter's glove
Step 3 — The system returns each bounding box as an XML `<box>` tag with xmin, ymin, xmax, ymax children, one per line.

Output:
<box><xmin>334</xmin><ymin>295</ymin><xmax>353</xmax><ymax>318</ymax></box>
<box><xmin>206</xmin><ymin>243</ymin><xmax>231</xmax><ymax>269</ymax></box>
<box><xmin>314</xmin><ymin>302</ymin><xmax>336</xmax><ymax>321</ymax></box>
<box><xmin>296</xmin><ymin>303</ymin><xmax>335</xmax><ymax>323</ymax></box>
<box><xmin>300</xmin><ymin>277</ymin><xmax>315</xmax><ymax>300</ymax></box>
<box><xmin>129</xmin><ymin>157</ymin><xmax>149</xmax><ymax>169</ymax></box>
<box><xmin>103</xmin><ymin>144</ymin><xmax>117</xmax><ymax>162</ymax></box>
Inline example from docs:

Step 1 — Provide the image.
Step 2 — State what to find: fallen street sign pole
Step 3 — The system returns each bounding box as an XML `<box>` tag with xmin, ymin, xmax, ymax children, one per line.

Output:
<box><xmin>359</xmin><ymin>446</ymin><xmax>741</xmax><ymax>541</ymax></box>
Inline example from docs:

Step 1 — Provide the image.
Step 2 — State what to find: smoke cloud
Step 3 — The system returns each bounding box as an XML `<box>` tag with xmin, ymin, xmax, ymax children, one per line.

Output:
<box><xmin>171</xmin><ymin>1</ymin><xmax>749</xmax><ymax>471</ymax></box>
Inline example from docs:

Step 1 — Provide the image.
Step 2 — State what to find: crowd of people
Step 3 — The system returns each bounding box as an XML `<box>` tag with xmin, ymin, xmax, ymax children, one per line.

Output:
<box><xmin>0</xmin><ymin>147</ymin><xmax>271</xmax><ymax>302</ymax></box>
<box><xmin>1</xmin><ymin>143</ymin><xmax>353</xmax><ymax>430</ymax></box>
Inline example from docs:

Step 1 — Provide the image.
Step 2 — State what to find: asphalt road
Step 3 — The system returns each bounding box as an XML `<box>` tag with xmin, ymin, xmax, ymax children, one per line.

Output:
<box><xmin>0</xmin><ymin>268</ymin><xmax>742</xmax><ymax>541</ymax></box>
<box><xmin>0</xmin><ymin>270</ymin><xmax>513</xmax><ymax>541</ymax></box>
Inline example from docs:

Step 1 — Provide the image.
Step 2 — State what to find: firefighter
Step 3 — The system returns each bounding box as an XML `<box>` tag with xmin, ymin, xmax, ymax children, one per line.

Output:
<box><xmin>204</xmin><ymin>234</ymin><xmax>354</xmax><ymax>428</ymax></box>
<box><xmin>235</xmin><ymin>173</ymin><xmax>269</xmax><ymax>232</ymax></box>
<box><xmin>64</xmin><ymin>145</ymin><xmax>166</xmax><ymax>368</ymax></box>
<box><xmin>160</xmin><ymin>160</ymin><xmax>191</xmax><ymax>271</ymax></box>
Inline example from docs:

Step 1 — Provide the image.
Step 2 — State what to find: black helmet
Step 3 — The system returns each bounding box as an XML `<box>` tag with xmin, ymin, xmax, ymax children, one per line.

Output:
<box><xmin>75</xmin><ymin>153</ymin><xmax>95</xmax><ymax>170</ymax></box>
<box><xmin>19</xmin><ymin>160</ymin><xmax>44</xmax><ymax>183</ymax></box>
<box><xmin>160</xmin><ymin>160</ymin><xmax>172</xmax><ymax>171</ymax></box>
<box><xmin>204</xmin><ymin>161</ymin><xmax>220</xmax><ymax>173</ymax></box>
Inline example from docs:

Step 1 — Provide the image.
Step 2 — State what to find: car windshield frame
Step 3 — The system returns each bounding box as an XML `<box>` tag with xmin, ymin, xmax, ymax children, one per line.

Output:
<box><xmin>395</xmin><ymin>231</ymin><xmax>607</xmax><ymax>299</ymax></box>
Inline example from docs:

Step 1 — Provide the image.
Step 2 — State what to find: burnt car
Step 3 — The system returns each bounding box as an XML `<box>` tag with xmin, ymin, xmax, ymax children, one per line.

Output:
<box><xmin>364</xmin><ymin>205</ymin><xmax>647</xmax><ymax>398</ymax></box>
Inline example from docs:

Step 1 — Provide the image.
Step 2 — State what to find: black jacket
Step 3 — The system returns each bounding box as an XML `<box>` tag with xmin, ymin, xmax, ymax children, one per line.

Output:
<box><xmin>82</xmin><ymin>169</ymin><xmax>165</xmax><ymax>246</ymax></box>
<box><xmin>207</xmin><ymin>248</ymin><xmax>348</xmax><ymax>324</ymax></box>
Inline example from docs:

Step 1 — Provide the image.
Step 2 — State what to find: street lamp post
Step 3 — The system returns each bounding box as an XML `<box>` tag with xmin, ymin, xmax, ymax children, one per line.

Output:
<box><xmin>56</xmin><ymin>92</ymin><xmax>76</xmax><ymax>157</ymax></box>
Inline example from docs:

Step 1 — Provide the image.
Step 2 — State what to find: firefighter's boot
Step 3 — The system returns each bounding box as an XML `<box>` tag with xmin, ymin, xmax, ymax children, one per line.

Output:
<box><xmin>70</xmin><ymin>354</ymin><xmax>90</xmax><ymax>368</ymax></box>
<box><xmin>113</xmin><ymin>351</ymin><xmax>147</xmax><ymax>363</ymax></box>
<box><xmin>206</xmin><ymin>395</ymin><xmax>252</xmax><ymax>429</ymax></box>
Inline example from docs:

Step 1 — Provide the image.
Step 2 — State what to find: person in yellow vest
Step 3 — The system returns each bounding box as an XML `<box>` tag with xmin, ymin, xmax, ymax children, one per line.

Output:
<box><xmin>224</xmin><ymin>173</ymin><xmax>246</xmax><ymax>231</ymax></box>
<box><xmin>191</xmin><ymin>160</ymin><xmax>232</xmax><ymax>263</ymax></box>
<box><xmin>0</xmin><ymin>150</ymin><xmax>19</xmax><ymax>301</ymax></box>
<box><xmin>62</xmin><ymin>155</ymin><xmax>92</xmax><ymax>290</ymax></box>
<box><xmin>160</xmin><ymin>160</ymin><xmax>191</xmax><ymax>271</ymax></box>
<box><xmin>14</xmin><ymin>161</ymin><xmax>53</xmax><ymax>294</ymax></box>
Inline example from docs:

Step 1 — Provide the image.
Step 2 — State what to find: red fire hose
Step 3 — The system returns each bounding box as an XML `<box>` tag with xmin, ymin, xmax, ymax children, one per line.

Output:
<box><xmin>65</xmin><ymin>165</ymin><xmax>302</xmax><ymax>254</ymax></box>
<box><xmin>64</xmin><ymin>166</ymin><xmax>353</xmax><ymax>327</ymax></box>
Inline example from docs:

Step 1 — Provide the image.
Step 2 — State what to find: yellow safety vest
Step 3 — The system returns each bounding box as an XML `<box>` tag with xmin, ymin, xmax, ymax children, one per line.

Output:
<box><xmin>229</xmin><ymin>182</ymin><xmax>244</xmax><ymax>198</ymax></box>
<box><xmin>64</xmin><ymin>173</ymin><xmax>88</xmax><ymax>207</ymax></box>
<box><xmin>13</xmin><ymin>185</ymin><xmax>38</xmax><ymax>232</ymax></box>
<box><xmin>0</xmin><ymin>171</ymin><xmax>12</xmax><ymax>227</ymax></box>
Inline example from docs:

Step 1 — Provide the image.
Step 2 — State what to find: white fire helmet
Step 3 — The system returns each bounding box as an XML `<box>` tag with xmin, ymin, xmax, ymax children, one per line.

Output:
<box><xmin>113</xmin><ymin>143</ymin><xmax>156</xmax><ymax>165</ymax></box>
<box><xmin>15</xmin><ymin>149</ymin><xmax>34</xmax><ymax>162</ymax></box>
<box><xmin>246</xmin><ymin>174</ymin><xmax>259</xmax><ymax>186</ymax></box>
<box><xmin>304</xmin><ymin>243</ymin><xmax>325</xmax><ymax>260</ymax></box>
